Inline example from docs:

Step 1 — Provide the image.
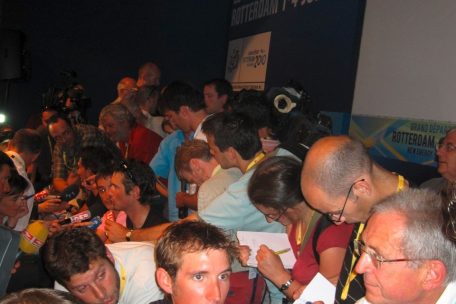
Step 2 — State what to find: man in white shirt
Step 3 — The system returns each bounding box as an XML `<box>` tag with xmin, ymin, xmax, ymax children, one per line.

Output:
<box><xmin>174</xmin><ymin>139</ymin><xmax>241</xmax><ymax>212</ymax></box>
<box><xmin>202</xmin><ymin>78</ymin><xmax>232</xmax><ymax>114</ymax></box>
<box><xmin>354</xmin><ymin>189</ymin><xmax>456</xmax><ymax>304</ymax></box>
<box><xmin>160</xmin><ymin>81</ymin><xmax>209</xmax><ymax>142</ymax></box>
<box><xmin>43</xmin><ymin>227</ymin><xmax>163</xmax><ymax>304</ymax></box>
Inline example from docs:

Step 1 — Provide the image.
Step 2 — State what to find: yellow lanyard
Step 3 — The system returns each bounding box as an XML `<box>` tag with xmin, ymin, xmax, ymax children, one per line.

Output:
<box><xmin>340</xmin><ymin>223</ymin><xmax>365</xmax><ymax>300</ymax></box>
<box><xmin>396</xmin><ymin>174</ymin><xmax>405</xmax><ymax>192</ymax></box>
<box><xmin>211</xmin><ymin>165</ymin><xmax>222</xmax><ymax>177</ymax></box>
<box><xmin>63</xmin><ymin>152</ymin><xmax>76</xmax><ymax>171</ymax></box>
<box><xmin>245</xmin><ymin>152</ymin><xmax>265</xmax><ymax>172</ymax></box>
<box><xmin>118</xmin><ymin>262</ymin><xmax>127</xmax><ymax>298</ymax></box>
<box><xmin>340</xmin><ymin>174</ymin><xmax>406</xmax><ymax>300</ymax></box>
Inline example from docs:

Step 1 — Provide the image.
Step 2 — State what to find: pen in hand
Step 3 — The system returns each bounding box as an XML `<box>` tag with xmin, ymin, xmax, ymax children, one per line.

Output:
<box><xmin>274</xmin><ymin>248</ymin><xmax>291</xmax><ymax>255</ymax></box>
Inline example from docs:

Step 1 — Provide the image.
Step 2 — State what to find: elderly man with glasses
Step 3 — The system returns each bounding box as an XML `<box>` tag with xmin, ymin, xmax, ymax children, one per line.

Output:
<box><xmin>301</xmin><ymin>135</ymin><xmax>409</xmax><ymax>304</ymax></box>
<box><xmin>421</xmin><ymin>127</ymin><xmax>456</xmax><ymax>193</ymax></box>
<box><xmin>354</xmin><ymin>188</ymin><xmax>456</xmax><ymax>304</ymax></box>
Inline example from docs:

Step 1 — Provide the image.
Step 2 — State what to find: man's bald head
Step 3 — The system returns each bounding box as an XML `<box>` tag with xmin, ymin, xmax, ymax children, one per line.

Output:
<box><xmin>301</xmin><ymin>135</ymin><xmax>372</xmax><ymax>199</ymax></box>
<box><xmin>137</xmin><ymin>62</ymin><xmax>161</xmax><ymax>87</ymax></box>
<box><xmin>117</xmin><ymin>77</ymin><xmax>137</xmax><ymax>98</ymax></box>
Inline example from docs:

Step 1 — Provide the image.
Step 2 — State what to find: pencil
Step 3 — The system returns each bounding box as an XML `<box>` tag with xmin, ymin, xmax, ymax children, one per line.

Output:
<box><xmin>274</xmin><ymin>248</ymin><xmax>291</xmax><ymax>255</ymax></box>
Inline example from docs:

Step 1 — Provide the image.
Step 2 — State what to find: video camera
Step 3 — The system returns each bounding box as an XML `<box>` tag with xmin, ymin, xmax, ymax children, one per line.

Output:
<box><xmin>41</xmin><ymin>70</ymin><xmax>91</xmax><ymax>124</ymax></box>
<box><xmin>265</xmin><ymin>81</ymin><xmax>332</xmax><ymax>160</ymax></box>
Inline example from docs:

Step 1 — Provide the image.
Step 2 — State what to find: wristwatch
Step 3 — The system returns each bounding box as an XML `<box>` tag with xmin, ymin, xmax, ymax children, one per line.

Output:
<box><xmin>125</xmin><ymin>230</ymin><xmax>133</xmax><ymax>241</ymax></box>
<box><xmin>279</xmin><ymin>279</ymin><xmax>293</xmax><ymax>292</ymax></box>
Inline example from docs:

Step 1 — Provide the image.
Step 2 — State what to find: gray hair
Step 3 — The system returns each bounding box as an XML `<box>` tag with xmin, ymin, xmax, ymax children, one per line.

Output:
<box><xmin>99</xmin><ymin>103</ymin><xmax>136</xmax><ymax>128</ymax></box>
<box><xmin>314</xmin><ymin>137</ymin><xmax>372</xmax><ymax>197</ymax></box>
<box><xmin>372</xmin><ymin>188</ymin><xmax>456</xmax><ymax>284</ymax></box>
<box><xmin>0</xmin><ymin>288</ymin><xmax>83</xmax><ymax>304</ymax></box>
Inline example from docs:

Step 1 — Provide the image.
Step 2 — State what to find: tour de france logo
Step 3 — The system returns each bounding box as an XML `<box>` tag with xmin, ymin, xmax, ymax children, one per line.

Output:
<box><xmin>227</xmin><ymin>48</ymin><xmax>240</xmax><ymax>74</ymax></box>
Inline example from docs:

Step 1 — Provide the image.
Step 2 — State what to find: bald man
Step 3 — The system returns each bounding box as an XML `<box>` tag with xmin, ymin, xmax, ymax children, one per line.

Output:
<box><xmin>137</xmin><ymin>62</ymin><xmax>161</xmax><ymax>87</ymax></box>
<box><xmin>112</xmin><ymin>77</ymin><xmax>137</xmax><ymax>104</ymax></box>
<box><xmin>300</xmin><ymin>135</ymin><xmax>408</xmax><ymax>304</ymax></box>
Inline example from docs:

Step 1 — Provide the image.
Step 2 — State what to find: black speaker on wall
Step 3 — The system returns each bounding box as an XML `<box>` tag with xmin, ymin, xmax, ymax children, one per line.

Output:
<box><xmin>0</xmin><ymin>29</ymin><xmax>24</xmax><ymax>80</ymax></box>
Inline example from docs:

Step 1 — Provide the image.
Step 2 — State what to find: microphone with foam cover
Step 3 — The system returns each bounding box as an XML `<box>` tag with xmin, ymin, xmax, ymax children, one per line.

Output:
<box><xmin>58</xmin><ymin>210</ymin><xmax>91</xmax><ymax>225</ymax></box>
<box><xmin>19</xmin><ymin>221</ymin><xmax>49</xmax><ymax>255</ymax></box>
<box><xmin>60</xmin><ymin>183</ymin><xmax>80</xmax><ymax>202</ymax></box>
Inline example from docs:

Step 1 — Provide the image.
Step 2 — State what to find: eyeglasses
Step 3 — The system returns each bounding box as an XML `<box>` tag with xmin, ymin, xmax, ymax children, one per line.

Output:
<box><xmin>327</xmin><ymin>179</ymin><xmax>365</xmax><ymax>222</ymax></box>
<box><xmin>354</xmin><ymin>239</ymin><xmax>424</xmax><ymax>269</ymax></box>
<box><xmin>265</xmin><ymin>208</ymin><xmax>287</xmax><ymax>222</ymax></box>
<box><xmin>436</xmin><ymin>142</ymin><xmax>456</xmax><ymax>152</ymax></box>
<box><xmin>120</xmin><ymin>161</ymin><xmax>138</xmax><ymax>185</ymax></box>
<box><xmin>82</xmin><ymin>175</ymin><xmax>96</xmax><ymax>187</ymax></box>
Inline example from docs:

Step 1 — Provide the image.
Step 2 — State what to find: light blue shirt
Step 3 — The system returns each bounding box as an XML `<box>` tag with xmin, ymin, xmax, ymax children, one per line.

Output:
<box><xmin>198</xmin><ymin>168</ymin><xmax>285</xmax><ymax>303</ymax></box>
<box><xmin>150</xmin><ymin>130</ymin><xmax>186</xmax><ymax>222</ymax></box>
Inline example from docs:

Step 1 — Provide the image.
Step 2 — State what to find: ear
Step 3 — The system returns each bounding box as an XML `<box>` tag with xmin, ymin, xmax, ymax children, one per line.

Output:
<box><xmin>352</xmin><ymin>179</ymin><xmax>371</xmax><ymax>198</ymax></box>
<box><xmin>155</xmin><ymin>267</ymin><xmax>174</xmax><ymax>294</ymax></box>
<box><xmin>189</xmin><ymin>158</ymin><xmax>201</xmax><ymax>173</ymax></box>
<box><xmin>421</xmin><ymin>260</ymin><xmax>446</xmax><ymax>291</ymax></box>
<box><xmin>179</xmin><ymin>105</ymin><xmax>190</xmax><ymax>116</ymax></box>
<box><xmin>220</xmin><ymin>94</ymin><xmax>228</xmax><ymax>105</ymax></box>
<box><xmin>105</xmin><ymin>247</ymin><xmax>115</xmax><ymax>264</ymax></box>
<box><xmin>131</xmin><ymin>185</ymin><xmax>141</xmax><ymax>200</ymax></box>
<box><xmin>226</xmin><ymin>146</ymin><xmax>239</xmax><ymax>162</ymax></box>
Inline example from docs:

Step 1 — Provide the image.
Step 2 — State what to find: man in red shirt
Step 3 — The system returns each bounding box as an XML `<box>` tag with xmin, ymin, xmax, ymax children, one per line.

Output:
<box><xmin>99</xmin><ymin>103</ymin><xmax>162</xmax><ymax>164</ymax></box>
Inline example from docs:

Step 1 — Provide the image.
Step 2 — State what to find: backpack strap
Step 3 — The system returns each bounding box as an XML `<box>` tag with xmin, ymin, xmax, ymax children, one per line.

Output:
<box><xmin>297</xmin><ymin>211</ymin><xmax>321</xmax><ymax>255</ymax></box>
<box><xmin>312</xmin><ymin>216</ymin><xmax>334</xmax><ymax>264</ymax></box>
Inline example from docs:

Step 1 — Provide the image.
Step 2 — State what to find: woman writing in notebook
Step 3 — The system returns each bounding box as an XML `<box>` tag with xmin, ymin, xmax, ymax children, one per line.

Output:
<box><xmin>239</xmin><ymin>156</ymin><xmax>353</xmax><ymax>300</ymax></box>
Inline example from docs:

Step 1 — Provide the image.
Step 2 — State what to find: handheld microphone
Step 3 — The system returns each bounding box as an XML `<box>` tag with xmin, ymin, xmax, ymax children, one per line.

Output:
<box><xmin>58</xmin><ymin>210</ymin><xmax>91</xmax><ymax>225</ymax></box>
<box><xmin>179</xmin><ymin>181</ymin><xmax>189</xmax><ymax>219</ymax></box>
<box><xmin>60</xmin><ymin>183</ymin><xmax>80</xmax><ymax>202</ymax></box>
<box><xmin>87</xmin><ymin>216</ymin><xmax>102</xmax><ymax>230</ymax></box>
<box><xmin>33</xmin><ymin>188</ymin><xmax>50</xmax><ymax>202</ymax></box>
<box><xmin>19</xmin><ymin>221</ymin><xmax>49</xmax><ymax>255</ymax></box>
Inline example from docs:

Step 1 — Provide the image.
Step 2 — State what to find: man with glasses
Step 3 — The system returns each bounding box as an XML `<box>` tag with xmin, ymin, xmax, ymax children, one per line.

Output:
<box><xmin>421</xmin><ymin>127</ymin><xmax>456</xmax><ymax>193</ymax></box>
<box><xmin>75</xmin><ymin>146</ymin><xmax>120</xmax><ymax>218</ymax></box>
<box><xmin>301</xmin><ymin>135</ymin><xmax>408</xmax><ymax>304</ymax></box>
<box><xmin>48</xmin><ymin>114</ymin><xmax>119</xmax><ymax>192</ymax></box>
<box><xmin>354</xmin><ymin>189</ymin><xmax>456</xmax><ymax>304</ymax></box>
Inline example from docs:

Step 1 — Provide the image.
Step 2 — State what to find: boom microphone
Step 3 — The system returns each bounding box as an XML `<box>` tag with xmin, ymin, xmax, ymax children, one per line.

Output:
<box><xmin>19</xmin><ymin>221</ymin><xmax>49</xmax><ymax>255</ymax></box>
<box><xmin>58</xmin><ymin>210</ymin><xmax>91</xmax><ymax>225</ymax></box>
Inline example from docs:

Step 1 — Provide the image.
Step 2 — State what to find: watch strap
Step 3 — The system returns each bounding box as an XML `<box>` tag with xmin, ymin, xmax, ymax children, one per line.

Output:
<box><xmin>125</xmin><ymin>230</ymin><xmax>133</xmax><ymax>241</ymax></box>
<box><xmin>279</xmin><ymin>278</ymin><xmax>293</xmax><ymax>292</ymax></box>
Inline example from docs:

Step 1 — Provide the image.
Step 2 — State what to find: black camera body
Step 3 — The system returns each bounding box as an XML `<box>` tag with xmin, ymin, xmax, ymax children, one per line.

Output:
<box><xmin>41</xmin><ymin>70</ymin><xmax>91</xmax><ymax>124</ymax></box>
<box><xmin>265</xmin><ymin>81</ymin><xmax>332</xmax><ymax>160</ymax></box>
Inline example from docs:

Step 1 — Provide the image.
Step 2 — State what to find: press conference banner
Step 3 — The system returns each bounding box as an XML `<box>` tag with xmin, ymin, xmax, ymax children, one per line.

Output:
<box><xmin>226</xmin><ymin>0</ymin><xmax>364</xmax><ymax>112</ymax></box>
<box><xmin>349</xmin><ymin>115</ymin><xmax>454</xmax><ymax>166</ymax></box>
<box><xmin>225</xmin><ymin>31</ymin><xmax>271</xmax><ymax>91</ymax></box>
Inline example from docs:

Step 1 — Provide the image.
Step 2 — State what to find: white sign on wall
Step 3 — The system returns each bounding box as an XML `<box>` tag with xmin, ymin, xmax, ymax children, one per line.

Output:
<box><xmin>225</xmin><ymin>31</ymin><xmax>271</xmax><ymax>91</ymax></box>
